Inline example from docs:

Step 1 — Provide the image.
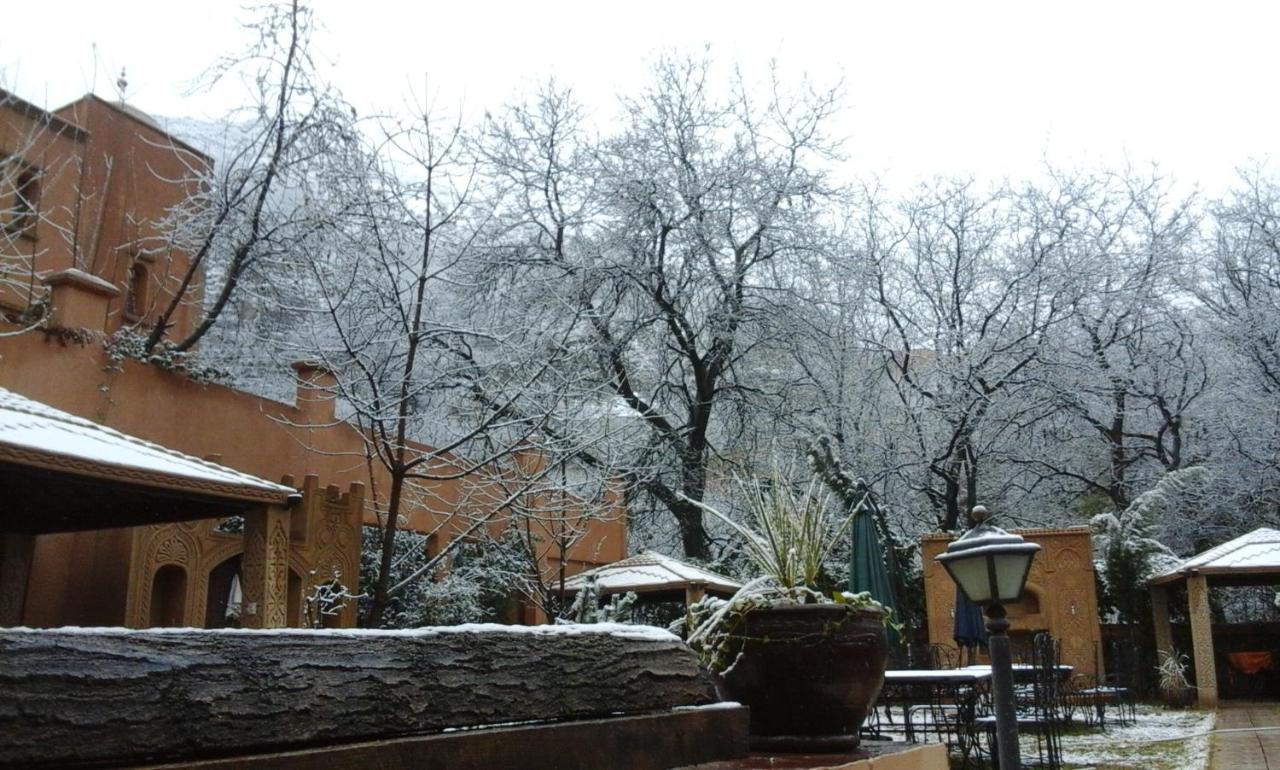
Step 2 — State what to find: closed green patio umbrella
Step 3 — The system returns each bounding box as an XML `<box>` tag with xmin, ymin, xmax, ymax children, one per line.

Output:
<box><xmin>848</xmin><ymin>502</ymin><xmax>900</xmax><ymax>646</ymax></box>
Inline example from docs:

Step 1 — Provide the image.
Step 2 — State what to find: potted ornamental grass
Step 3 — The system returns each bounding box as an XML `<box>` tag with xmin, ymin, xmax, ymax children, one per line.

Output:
<box><xmin>684</xmin><ymin>467</ymin><xmax>888</xmax><ymax>751</ymax></box>
<box><xmin>1156</xmin><ymin>650</ymin><xmax>1196</xmax><ymax>708</ymax></box>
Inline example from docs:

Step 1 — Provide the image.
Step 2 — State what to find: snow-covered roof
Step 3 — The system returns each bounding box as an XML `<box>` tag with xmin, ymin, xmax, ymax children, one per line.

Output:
<box><xmin>1150</xmin><ymin>528</ymin><xmax>1280</xmax><ymax>585</ymax></box>
<box><xmin>0</xmin><ymin>387</ymin><xmax>296</xmax><ymax>505</ymax></box>
<box><xmin>560</xmin><ymin>551</ymin><xmax>742</xmax><ymax>596</ymax></box>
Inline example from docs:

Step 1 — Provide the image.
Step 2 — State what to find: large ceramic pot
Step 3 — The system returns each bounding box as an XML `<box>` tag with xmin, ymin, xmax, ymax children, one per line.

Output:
<box><xmin>714</xmin><ymin>603</ymin><xmax>887</xmax><ymax>751</ymax></box>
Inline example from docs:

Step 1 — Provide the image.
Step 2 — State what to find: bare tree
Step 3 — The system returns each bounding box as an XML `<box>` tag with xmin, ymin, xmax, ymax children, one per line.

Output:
<box><xmin>1020</xmin><ymin>171</ymin><xmax>1203</xmax><ymax>509</ymax></box>
<box><xmin>480</xmin><ymin>58</ymin><xmax>843</xmax><ymax>558</ymax></box>
<box><xmin>861</xmin><ymin>179</ymin><xmax>1076</xmax><ymax>530</ymax></box>
<box><xmin>138</xmin><ymin>0</ymin><xmax>350</xmax><ymax>356</ymax></box>
<box><xmin>291</xmin><ymin>87</ymin><xmax>624</xmax><ymax>625</ymax></box>
<box><xmin>1193</xmin><ymin>169</ymin><xmax>1280</xmax><ymax>533</ymax></box>
<box><xmin>1203</xmin><ymin>170</ymin><xmax>1280</xmax><ymax>397</ymax></box>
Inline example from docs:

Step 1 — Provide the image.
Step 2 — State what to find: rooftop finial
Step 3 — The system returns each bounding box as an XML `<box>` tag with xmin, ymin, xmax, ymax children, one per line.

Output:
<box><xmin>971</xmin><ymin>505</ymin><xmax>989</xmax><ymax>523</ymax></box>
<box><xmin>116</xmin><ymin>68</ymin><xmax>129</xmax><ymax>101</ymax></box>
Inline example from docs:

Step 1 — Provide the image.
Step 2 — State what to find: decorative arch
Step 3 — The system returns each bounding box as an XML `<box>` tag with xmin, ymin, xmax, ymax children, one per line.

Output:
<box><xmin>149</xmin><ymin>565</ymin><xmax>187</xmax><ymax>627</ymax></box>
<box><xmin>127</xmin><ymin>527</ymin><xmax>201</xmax><ymax>627</ymax></box>
<box><xmin>205</xmin><ymin>554</ymin><xmax>243</xmax><ymax>629</ymax></box>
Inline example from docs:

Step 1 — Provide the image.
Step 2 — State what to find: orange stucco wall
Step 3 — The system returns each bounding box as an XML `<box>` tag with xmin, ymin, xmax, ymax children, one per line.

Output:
<box><xmin>922</xmin><ymin>527</ymin><xmax>1103</xmax><ymax>679</ymax></box>
<box><xmin>2</xmin><ymin>91</ymin><xmax>204</xmax><ymax>339</ymax></box>
<box><xmin>52</xmin><ymin>96</ymin><xmax>206</xmax><ymax>338</ymax></box>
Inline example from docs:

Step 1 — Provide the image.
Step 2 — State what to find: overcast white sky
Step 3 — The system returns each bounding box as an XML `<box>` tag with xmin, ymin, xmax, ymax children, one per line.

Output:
<box><xmin>3</xmin><ymin>0</ymin><xmax>1277</xmax><ymax>193</ymax></box>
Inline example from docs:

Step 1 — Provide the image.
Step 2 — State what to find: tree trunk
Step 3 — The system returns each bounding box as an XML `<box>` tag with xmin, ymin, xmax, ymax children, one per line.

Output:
<box><xmin>674</xmin><ymin>499</ymin><xmax>710</xmax><ymax>560</ymax></box>
<box><xmin>0</xmin><ymin>627</ymin><xmax>717</xmax><ymax>767</ymax></box>
<box><xmin>366</xmin><ymin>468</ymin><xmax>406</xmax><ymax>627</ymax></box>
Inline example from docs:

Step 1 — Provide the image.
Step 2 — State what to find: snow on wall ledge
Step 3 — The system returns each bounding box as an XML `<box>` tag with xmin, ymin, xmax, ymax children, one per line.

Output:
<box><xmin>2</xmin><ymin>621</ymin><xmax>679</xmax><ymax>642</ymax></box>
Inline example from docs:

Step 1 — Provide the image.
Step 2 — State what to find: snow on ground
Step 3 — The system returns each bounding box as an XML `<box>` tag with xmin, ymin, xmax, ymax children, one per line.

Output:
<box><xmin>871</xmin><ymin>702</ymin><xmax>1212</xmax><ymax>769</ymax></box>
<box><xmin>1051</xmin><ymin>704</ymin><xmax>1213</xmax><ymax>770</ymax></box>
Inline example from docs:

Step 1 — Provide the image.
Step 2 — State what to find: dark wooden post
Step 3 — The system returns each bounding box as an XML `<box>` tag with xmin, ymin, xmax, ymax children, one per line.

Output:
<box><xmin>0</xmin><ymin>533</ymin><xmax>34</xmax><ymax>626</ymax></box>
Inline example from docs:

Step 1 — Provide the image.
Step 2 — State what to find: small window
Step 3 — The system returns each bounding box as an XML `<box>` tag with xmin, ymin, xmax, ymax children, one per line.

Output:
<box><xmin>2</xmin><ymin>159</ymin><xmax>40</xmax><ymax>239</ymax></box>
<box><xmin>125</xmin><ymin>262</ymin><xmax>149</xmax><ymax>320</ymax></box>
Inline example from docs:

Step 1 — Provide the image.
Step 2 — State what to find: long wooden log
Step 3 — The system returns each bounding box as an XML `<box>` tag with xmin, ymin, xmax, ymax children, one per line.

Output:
<box><xmin>0</xmin><ymin>625</ymin><xmax>718</xmax><ymax>767</ymax></box>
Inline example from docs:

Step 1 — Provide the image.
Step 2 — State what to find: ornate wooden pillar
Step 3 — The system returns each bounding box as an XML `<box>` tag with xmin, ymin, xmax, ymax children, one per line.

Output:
<box><xmin>1186</xmin><ymin>573</ymin><xmax>1218</xmax><ymax>708</ymax></box>
<box><xmin>1150</xmin><ymin>584</ymin><xmax>1173</xmax><ymax>661</ymax></box>
<box><xmin>0</xmin><ymin>534</ymin><xmax>35</xmax><ymax>626</ymax></box>
<box><xmin>241</xmin><ymin>505</ymin><xmax>291</xmax><ymax>629</ymax></box>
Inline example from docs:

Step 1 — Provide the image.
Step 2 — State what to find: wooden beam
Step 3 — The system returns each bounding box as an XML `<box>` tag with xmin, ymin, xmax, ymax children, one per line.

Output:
<box><xmin>0</xmin><ymin>465</ymin><xmax>254</xmax><ymax>534</ymax></box>
<box><xmin>0</xmin><ymin>627</ymin><xmax>718</xmax><ymax>767</ymax></box>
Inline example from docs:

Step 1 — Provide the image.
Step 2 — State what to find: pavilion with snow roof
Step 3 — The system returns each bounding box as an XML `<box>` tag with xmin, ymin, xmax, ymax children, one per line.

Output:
<box><xmin>560</xmin><ymin>550</ymin><xmax>742</xmax><ymax>608</ymax></box>
<box><xmin>0</xmin><ymin>386</ymin><xmax>299</xmax><ymax>628</ymax></box>
<box><xmin>1149</xmin><ymin>527</ymin><xmax>1280</xmax><ymax>707</ymax></box>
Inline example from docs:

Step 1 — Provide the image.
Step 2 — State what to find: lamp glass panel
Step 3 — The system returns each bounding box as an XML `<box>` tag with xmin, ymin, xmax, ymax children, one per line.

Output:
<box><xmin>993</xmin><ymin>552</ymin><xmax>1034</xmax><ymax>602</ymax></box>
<box><xmin>946</xmin><ymin>555</ymin><xmax>994</xmax><ymax>604</ymax></box>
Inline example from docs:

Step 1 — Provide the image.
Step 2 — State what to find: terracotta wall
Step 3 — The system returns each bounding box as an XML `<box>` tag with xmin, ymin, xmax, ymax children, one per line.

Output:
<box><xmin>52</xmin><ymin>96</ymin><xmax>207</xmax><ymax>339</ymax></box>
<box><xmin>1</xmin><ymin>91</ymin><xmax>205</xmax><ymax>339</ymax></box>
<box><xmin>921</xmin><ymin>527</ymin><xmax>1103</xmax><ymax>679</ymax></box>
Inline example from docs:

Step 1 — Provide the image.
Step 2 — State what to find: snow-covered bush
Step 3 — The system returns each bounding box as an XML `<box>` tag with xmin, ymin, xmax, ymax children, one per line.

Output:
<box><xmin>103</xmin><ymin>329</ymin><xmax>228</xmax><ymax>382</ymax></box>
<box><xmin>303</xmin><ymin>570</ymin><xmax>363</xmax><ymax>628</ymax></box>
<box><xmin>562</xmin><ymin>576</ymin><xmax>638</xmax><ymax>624</ymax></box>
<box><xmin>1091</xmin><ymin>468</ymin><xmax>1201</xmax><ymax>623</ymax></box>
<box><xmin>357</xmin><ymin>526</ymin><xmax>525</xmax><ymax>628</ymax></box>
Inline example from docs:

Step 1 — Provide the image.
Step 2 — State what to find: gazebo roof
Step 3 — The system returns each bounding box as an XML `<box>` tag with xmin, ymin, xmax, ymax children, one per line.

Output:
<box><xmin>0</xmin><ymin>387</ymin><xmax>297</xmax><ymax>533</ymax></box>
<box><xmin>560</xmin><ymin>551</ymin><xmax>742</xmax><ymax>597</ymax></box>
<box><xmin>1150</xmin><ymin>527</ymin><xmax>1280</xmax><ymax>586</ymax></box>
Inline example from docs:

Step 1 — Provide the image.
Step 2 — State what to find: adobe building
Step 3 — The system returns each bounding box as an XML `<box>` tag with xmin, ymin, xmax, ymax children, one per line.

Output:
<box><xmin>0</xmin><ymin>88</ymin><xmax>626</xmax><ymax>628</ymax></box>
<box><xmin>0</xmin><ymin>386</ymin><xmax>335</xmax><ymax>630</ymax></box>
<box><xmin>921</xmin><ymin>527</ymin><xmax>1103</xmax><ymax>679</ymax></box>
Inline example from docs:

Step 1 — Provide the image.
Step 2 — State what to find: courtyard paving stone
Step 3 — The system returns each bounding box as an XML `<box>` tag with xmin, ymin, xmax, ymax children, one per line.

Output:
<box><xmin>1211</xmin><ymin>702</ymin><xmax>1280</xmax><ymax>770</ymax></box>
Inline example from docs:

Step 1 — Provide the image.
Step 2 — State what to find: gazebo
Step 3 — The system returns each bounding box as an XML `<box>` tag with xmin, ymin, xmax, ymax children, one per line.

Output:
<box><xmin>0</xmin><ymin>387</ymin><xmax>299</xmax><ymax>627</ymax></box>
<box><xmin>1148</xmin><ymin>527</ymin><xmax>1280</xmax><ymax>707</ymax></box>
<box><xmin>560</xmin><ymin>550</ymin><xmax>742</xmax><ymax>608</ymax></box>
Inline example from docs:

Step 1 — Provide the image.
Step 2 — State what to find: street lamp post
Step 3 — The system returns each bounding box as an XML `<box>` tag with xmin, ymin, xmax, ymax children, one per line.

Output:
<box><xmin>935</xmin><ymin>506</ymin><xmax>1041</xmax><ymax>770</ymax></box>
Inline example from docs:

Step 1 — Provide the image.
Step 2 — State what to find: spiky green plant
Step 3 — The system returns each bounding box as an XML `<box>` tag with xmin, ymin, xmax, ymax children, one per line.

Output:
<box><xmin>686</xmin><ymin>464</ymin><xmax>865</xmax><ymax>592</ymax></box>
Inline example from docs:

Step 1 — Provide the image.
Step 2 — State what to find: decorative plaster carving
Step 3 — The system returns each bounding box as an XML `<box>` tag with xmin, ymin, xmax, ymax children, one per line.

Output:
<box><xmin>154</xmin><ymin>535</ymin><xmax>191</xmax><ymax>566</ymax></box>
<box><xmin>125</xmin><ymin>484</ymin><xmax>362</xmax><ymax>630</ymax></box>
<box><xmin>265</xmin><ymin>516</ymin><xmax>290</xmax><ymax>628</ymax></box>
